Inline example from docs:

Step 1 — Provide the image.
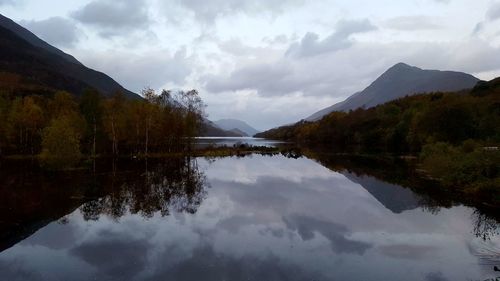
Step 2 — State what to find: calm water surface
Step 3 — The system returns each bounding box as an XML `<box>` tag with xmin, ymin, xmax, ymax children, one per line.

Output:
<box><xmin>1</xmin><ymin>154</ymin><xmax>499</xmax><ymax>281</ymax></box>
<box><xmin>195</xmin><ymin>137</ymin><xmax>286</xmax><ymax>148</ymax></box>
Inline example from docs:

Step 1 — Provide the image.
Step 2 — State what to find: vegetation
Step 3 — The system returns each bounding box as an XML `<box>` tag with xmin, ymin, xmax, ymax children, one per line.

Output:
<box><xmin>0</xmin><ymin>88</ymin><xmax>206</xmax><ymax>168</ymax></box>
<box><xmin>257</xmin><ymin>78</ymin><xmax>500</xmax><ymax>199</ymax></box>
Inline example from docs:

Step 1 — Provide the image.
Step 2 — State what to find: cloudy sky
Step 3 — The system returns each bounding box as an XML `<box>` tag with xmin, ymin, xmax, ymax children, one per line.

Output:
<box><xmin>2</xmin><ymin>0</ymin><xmax>500</xmax><ymax>129</ymax></box>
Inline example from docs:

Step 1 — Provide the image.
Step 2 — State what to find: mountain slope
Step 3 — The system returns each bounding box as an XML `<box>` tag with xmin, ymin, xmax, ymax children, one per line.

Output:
<box><xmin>215</xmin><ymin>119</ymin><xmax>260</xmax><ymax>136</ymax></box>
<box><xmin>0</xmin><ymin>14</ymin><xmax>80</xmax><ymax>65</ymax></box>
<box><xmin>200</xmin><ymin>120</ymin><xmax>244</xmax><ymax>137</ymax></box>
<box><xmin>0</xmin><ymin>13</ymin><xmax>138</xmax><ymax>98</ymax></box>
<box><xmin>306</xmin><ymin>63</ymin><xmax>479</xmax><ymax>121</ymax></box>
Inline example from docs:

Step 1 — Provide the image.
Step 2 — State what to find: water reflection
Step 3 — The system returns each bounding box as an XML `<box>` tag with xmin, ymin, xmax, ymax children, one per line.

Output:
<box><xmin>0</xmin><ymin>153</ymin><xmax>500</xmax><ymax>281</ymax></box>
<box><xmin>79</xmin><ymin>158</ymin><xmax>207</xmax><ymax>220</ymax></box>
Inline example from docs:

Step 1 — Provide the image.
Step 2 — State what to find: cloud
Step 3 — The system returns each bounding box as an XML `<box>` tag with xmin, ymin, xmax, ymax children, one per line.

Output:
<box><xmin>0</xmin><ymin>0</ymin><xmax>21</xmax><ymax>6</ymax></box>
<box><xmin>201</xmin><ymin>36</ymin><xmax>500</xmax><ymax>129</ymax></box>
<box><xmin>283</xmin><ymin>214</ymin><xmax>372</xmax><ymax>255</ymax></box>
<box><xmin>487</xmin><ymin>2</ymin><xmax>500</xmax><ymax>21</ymax></box>
<box><xmin>205</xmin><ymin>38</ymin><xmax>500</xmax><ymax>99</ymax></box>
<box><xmin>77</xmin><ymin>47</ymin><xmax>193</xmax><ymax>92</ymax></box>
<box><xmin>170</xmin><ymin>0</ymin><xmax>304</xmax><ymax>24</ymax></box>
<box><xmin>385</xmin><ymin>16</ymin><xmax>441</xmax><ymax>31</ymax></box>
<box><xmin>286</xmin><ymin>19</ymin><xmax>377</xmax><ymax>58</ymax></box>
<box><xmin>72</xmin><ymin>0</ymin><xmax>151</xmax><ymax>37</ymax></box>
<box><xmin>20</xmin><ymin>17</ymin><xmax>80</xmax><ymax>47</ymax></box>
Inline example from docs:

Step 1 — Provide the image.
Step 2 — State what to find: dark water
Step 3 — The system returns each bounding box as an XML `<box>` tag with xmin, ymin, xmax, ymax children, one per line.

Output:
<box><xmin>1</xmin><ymin>153</ymin><xmax>500</xmax><ymax>281</ymax></box>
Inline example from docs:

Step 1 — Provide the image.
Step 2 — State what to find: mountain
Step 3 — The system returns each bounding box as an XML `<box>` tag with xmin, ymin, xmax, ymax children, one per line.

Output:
<box><xmin>214</xmin><ymin>119</ymin><xmax>260</xmax><ymax>137</ymax></box>
<box><xmin>200</xmin><ymin>120</ymin><xmax>244</xmax><ymax>137</ymax></box>
<box><xmin>228</xmin><ymin>128</ymin><xmax>248</xmax><ymax>137</ymax></box>
<box><xmin>0</xmin><ymin>13</ymin><xmax>138</xmax><ymax>98</ymax></box>
<box><xmin>306</xmin><ymin>63</ymin><xmax>480</xmax><ymax>121</ymax></box>
<box><xmin>343</xmin><ymin>172</ymin><xmax>421</xmax><ymax>214</ymax></box>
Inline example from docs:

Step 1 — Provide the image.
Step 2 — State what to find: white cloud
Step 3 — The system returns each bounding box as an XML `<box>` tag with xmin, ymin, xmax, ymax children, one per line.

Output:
<box><xmin>169</xmin><ymin>0</ymin><xmax>304</xmax><ymax>24</ymax></box>
<box><xmin>385</xmin><ymin>16</ymin><xmax>441</xmax><ymax>31</ymax></box>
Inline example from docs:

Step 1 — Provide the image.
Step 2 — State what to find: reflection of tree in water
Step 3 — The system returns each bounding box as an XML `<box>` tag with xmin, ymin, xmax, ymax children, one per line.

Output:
<box><xmin>80</xmin><ymin>157</ymin><xmax>208</xmax><ymax>221</ymax></box>
<box><xmin>473</xmin><ymin>210</ymin><xmax>500</xmax><ymax>241</ymax></box>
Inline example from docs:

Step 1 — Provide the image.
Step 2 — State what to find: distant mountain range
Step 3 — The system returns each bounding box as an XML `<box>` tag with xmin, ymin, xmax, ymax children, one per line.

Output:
<box><xmin>214</xmin><ymin>119</ymin><xmax>260</xmax><ymax>137</ymax></box>
<box><xmin>306</xmin><ymin>63</ymin><xmax>480</xmax><ymax>121</ymax></box>
<box><xmin>200</xmin><ymin>120</ymin><xmax>244</xmax><ymax>137</ymax></box>
<box><xmin>0</xmin><ymin>13</ymin><xmax>138</xmax><ymax>98</ymax></box>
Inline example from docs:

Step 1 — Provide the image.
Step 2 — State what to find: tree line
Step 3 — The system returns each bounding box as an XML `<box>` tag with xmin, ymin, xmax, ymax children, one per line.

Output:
<box><xmin>257</xmin><ymin>79</ymin><xmax>500</xmax><ymax>153</ymax></box>
<box><xmin>257</xmin><ymin>78</ymin><xmax>500</xmax><ymax>200</ymax></box>
<box><xmin>0</xmin><ymin>88</ymin><xmax>206</xmax><ymax>167</ymax></box>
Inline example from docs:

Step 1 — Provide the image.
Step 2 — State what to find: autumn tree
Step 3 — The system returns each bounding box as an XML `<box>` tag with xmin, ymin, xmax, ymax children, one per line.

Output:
<box><xmin>102</xmin><ymin>91</ymin><xmax>126</xmax><ymax>156</ymax></box>
<box><xmin>39</xmin><ymin>117</ymin><xmax>82</xmax><ymax>169</ymax></box>
<box><xmin>80</xmin><ymin>89</ymin><xmax>103</xmax><ymax>157</ymax></box>
<box><xmin>176</xmin><ymin>89</ymin><xmax>206</xmax><ymax>151</ymax></box>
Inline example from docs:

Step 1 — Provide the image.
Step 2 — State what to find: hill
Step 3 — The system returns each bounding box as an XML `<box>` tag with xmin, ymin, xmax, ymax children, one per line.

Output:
<box><xmin>306</xmin><ymin>63</ymin><xmax>479</xmax><ymax>121</ymax></box>
<box><xmin>214</xmin><ymin>119</ymin><xmax>260</xmax><ymax>136</ymax></box>
<box><xmin>0</xmin><ymin>13</ymin><xmax>138</xmax><ymax>98</ymax></box>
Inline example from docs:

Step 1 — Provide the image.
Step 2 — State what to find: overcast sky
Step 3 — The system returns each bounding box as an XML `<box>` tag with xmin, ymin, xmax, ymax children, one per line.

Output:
<box><xmin>2</xmin><ymin>0</ymin><xmax>500</xmax><ymax>129</ymax></box>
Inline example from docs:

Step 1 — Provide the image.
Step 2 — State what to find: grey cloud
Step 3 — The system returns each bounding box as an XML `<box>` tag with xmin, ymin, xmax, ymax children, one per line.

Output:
<box><xmin>487</xmin><ymin>2</ymin><xmax>500</xmax><ymax>21</ymax></box>
<box><xmin>204</xmin><ymin>38</ymin><xmax>500</xmax><ymax>101</ymax></box>
<box><xmin>72</xmin><ymin>0</ymin><xmax>150</xmax><ymax>37</ymax></box>
<box><xmin>78</xmin><ymin>48</ymin><xmax>192</xmax><ymax>92</ymax></box>
<box><xmin>286</xmin><ymin>19</ymin><xmax>377</xmax><ymax>58</ymax></box>
<box><xmin>385</xmin><ymin>16</ymin><xmax>441</xmax><ymax>31</ymax></box>
<box><xmin>205</xmin><ymin>62</ymin><xmax>297</xmax><ymax>95</ymax></box>
<box><xmin>172</xmin><ymin>0</ymin><xmax>304</xmax><ymax>24</ymax></box>
<box><xmin>284</xmin><ymin>214</ymin><xmax>372</xmax><ymax>255</ymax></box>
<box><xmin>0</xmin><ymin>0</ymin><xmax>15</xmax><ymax>5</ymax></box>
<box><xmin>20</xmin><ymin>17</ymin><xmax>80</xmax><ymax>48</ymax></box>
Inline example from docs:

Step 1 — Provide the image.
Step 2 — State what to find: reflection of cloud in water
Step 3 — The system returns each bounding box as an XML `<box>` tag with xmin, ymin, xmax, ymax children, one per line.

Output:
<box><xmin>70</xmin><ymin>229</ymin><xmax>150</xmax><ymax>279</ymax></box>
<box><xmin>20</xmin><ymin>221</ymin><xmax>77</xmax><ymax>250</ymax></box>
<box><xmin>425</xmin><ymin>271</ymin><xmax>449</xmax><ymax>281</ymax></box>
<box><xmin>204</xmin><ymin>155</ymin><xmax>341</xmax><ymax>184</ymax></box>
<box><xmin>146</xmin><ymin>244</ymin><xmax>328</xmax><ymax>281</ymax></box>
<box><xmin>284</xmin><ymin>214</ymin><xmax>372</xmax><ymax>255</ymax></box>
<box><xmin>379</xmin><ymin>244</ymin><xmax>438</xmax><ymax>260</ymax></box>
<box><xmin>0</xmin><ymin>259</ymin><xmax>42</xmax><ymax>281</ymax></box>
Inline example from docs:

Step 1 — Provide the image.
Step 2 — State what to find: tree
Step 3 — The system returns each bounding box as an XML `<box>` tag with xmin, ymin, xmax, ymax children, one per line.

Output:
<box><xmin>80</xmin><ymin>89</ymin><xmax>103</xmax><ymax>157</ymax></box>
<box><xmin>39</xmin><ymin>117</ymin><xmax>82</xmax><ymax>169</ymax></box>
<box><xmin>176</xmin><ymin>90</ymin><xmax>206</xmax><ymax>151</ymax></box>
<box><xmin>0</xmin><ymin>91</ymin><xmax>10</xmax><ymax>156</ymax></box>
<box><xmin>20</xmin><ymin>97</ymin><xmax>44</xmax><ymax>155</ymax></box>
<box><xmin>102</xmin><ymin>91</ymin><xmax>126</xmax><ymax>156</ymax></box>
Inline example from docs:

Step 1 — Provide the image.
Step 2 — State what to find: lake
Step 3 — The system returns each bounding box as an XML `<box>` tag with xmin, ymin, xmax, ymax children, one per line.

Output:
<box><xmin>0</xmin><ymin>153</ymin><xmax>499</xmax><ymax>281</ymax></box>
<box><xmin>195</xmin><ymin>137</ymin><xmax>286</xmax><ymax>148</ymax></box>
